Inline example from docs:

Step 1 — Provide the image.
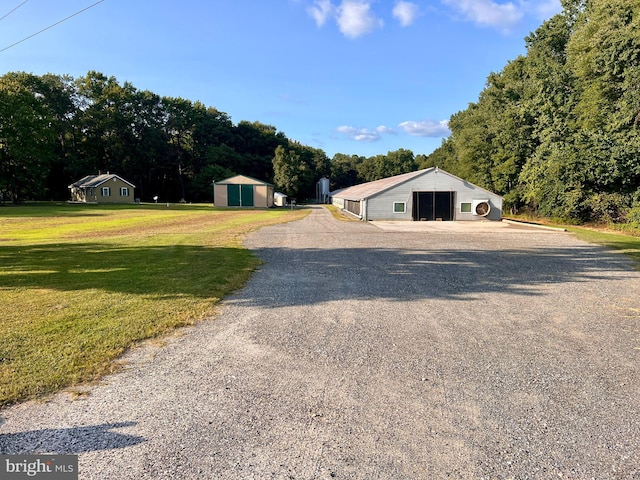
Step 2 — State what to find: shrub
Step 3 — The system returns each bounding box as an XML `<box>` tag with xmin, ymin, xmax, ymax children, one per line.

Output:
<box><xmin>585</xmin><ymin>193</ymin><xmax>630</xmax><ymax>224</ymax></box>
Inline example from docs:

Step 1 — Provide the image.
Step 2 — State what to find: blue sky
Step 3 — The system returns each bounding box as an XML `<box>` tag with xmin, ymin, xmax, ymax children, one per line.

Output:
<box><xmin>1</xmin><ymin>0</ymin><xmax>562</xmax><ymax>158</ymax></box>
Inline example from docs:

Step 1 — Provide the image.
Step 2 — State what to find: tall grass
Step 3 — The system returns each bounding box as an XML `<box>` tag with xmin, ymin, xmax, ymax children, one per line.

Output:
<box><xmin>0</xmin><ymin>203</ymin><xmax>308</xmax><ymax>407</ymax></box>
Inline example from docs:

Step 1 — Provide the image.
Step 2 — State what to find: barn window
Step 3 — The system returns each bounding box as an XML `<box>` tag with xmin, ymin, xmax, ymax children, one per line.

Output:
<box><xmin>460</xmin><ymin>202</ymin><xmax>472</xmax><ymax>213</ymax></box>
<box><xmin>102</xmin><ymin>187</ymin><xmax>111</xmax><ymax>197</ymax></box>
<box><xmin>393</xmin><ymin>202</ymin><xmax>406</xmax><ymax>213</ymax></box>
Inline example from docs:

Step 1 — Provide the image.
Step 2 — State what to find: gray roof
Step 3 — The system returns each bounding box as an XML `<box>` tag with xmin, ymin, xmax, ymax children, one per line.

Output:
<box><xmin>69</xmin><ymin>174</ymin><xmax>135</xmax><ymax>189</ymax></box>
<box><xmin>330</xmin><ymin>168</ymin><xmax>434</xmax><ymax>201</ymax></box>
<box><xmin>330</xmin><ymin>167</ymin><xmax>503</xmax><ymax>202</ymax></box>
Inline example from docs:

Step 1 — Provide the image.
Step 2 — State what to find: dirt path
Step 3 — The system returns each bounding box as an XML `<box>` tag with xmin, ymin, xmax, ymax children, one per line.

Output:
<box><xmin>1</xmin><ymin>206</ymin><xmax>639</xmax><ymax>479</ymax></box>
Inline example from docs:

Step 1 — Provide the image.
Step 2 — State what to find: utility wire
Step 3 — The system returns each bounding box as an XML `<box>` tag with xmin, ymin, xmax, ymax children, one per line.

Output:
<box><xmin>0</xmin><ymin>0</ymin><xmax>29</xmax><ymax>23</ymax></box>
<box><xmin>0</xmin><ymin>0</ymin><xmax>105</xmax><ymax>53</ymax></box>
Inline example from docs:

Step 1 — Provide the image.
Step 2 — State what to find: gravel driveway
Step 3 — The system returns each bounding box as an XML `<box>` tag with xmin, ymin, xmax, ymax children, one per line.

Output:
<box><xmin>1</xmin><ymin>206</ymin><xmax>639</xmax><ymax>479</ymax></box>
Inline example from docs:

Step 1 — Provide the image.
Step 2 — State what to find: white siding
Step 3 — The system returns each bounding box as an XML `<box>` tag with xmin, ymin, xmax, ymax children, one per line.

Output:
<box><xmin>365</xmin><ymin>170</ymin><xmax>502</xmax><ymax>221</ymax></box>
<box><xmin>367</xmin><ymin>189</ymin><xmax>413</xmax><ymax>221</ymax></box>
<box><xmin>331</xmin><ymin>197</ymin><xmax>344</xmax><ymax>209</ymax></box>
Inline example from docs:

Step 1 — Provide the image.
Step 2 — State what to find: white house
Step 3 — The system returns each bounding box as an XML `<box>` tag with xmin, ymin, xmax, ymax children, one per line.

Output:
<box><xmin>330</xmin><ymin>167</ymin><xmax>503</xmax><ymax>221</ymax></box>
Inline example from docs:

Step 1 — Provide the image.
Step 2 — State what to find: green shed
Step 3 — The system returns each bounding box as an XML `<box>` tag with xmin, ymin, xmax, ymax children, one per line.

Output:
<box><xmin>213</xmin><ymin>175</ymin><xmax>274</xmax><ymax>208</ymax></box>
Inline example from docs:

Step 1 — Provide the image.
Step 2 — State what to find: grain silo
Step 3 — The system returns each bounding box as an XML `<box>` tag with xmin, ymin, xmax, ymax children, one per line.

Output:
<box><xmin>316</xmin><ymin>177</ymin><xmax>330</xmax><ymax>204</ymax></box>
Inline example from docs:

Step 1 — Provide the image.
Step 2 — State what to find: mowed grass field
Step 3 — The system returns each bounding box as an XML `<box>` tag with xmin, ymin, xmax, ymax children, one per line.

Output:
<box><xmin>505</xmin><ymin>215</ymin><xmax>640</xmax><ymax>267</ymax></box>
<box><xmin>0</xmin><ymin>203</ymin><xmax>308</xmax><ymax>407</ymax></box>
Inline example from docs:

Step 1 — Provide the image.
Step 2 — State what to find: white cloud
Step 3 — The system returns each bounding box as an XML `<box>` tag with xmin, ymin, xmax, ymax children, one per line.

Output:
<box><xmin>375</xmin><ymin>125</ymin><xmax>396</xmax><ymax>135</ymax></box>
<box><xmin>305</xmin><ymin>0</ymin><xmax>549</xmax><ymax>38</ymax></box>
<box><xmin>442</xmin><ymin>0</ymin><xmax>523</xmax><ymax>30</ymax></box>
<box><xmin>398</xmin><ymin>120</ymin><xmax>451</xmax><ymax>137</ymax></box>
<box><xmin>308</xmin><ymin>0</ymin><xmax>335</xmax><ymax>27</ymax></box>
<box><xmin>521</xmin><ymin>0</ymin><xmax>562</xmax><ymax>19</ymax></box>
<box><xmin>338</xmin><ymin>121</ymin><xmax>448</xmax><ymax>141</ymax></box>
<box><xmin>336</xmin><ymin>1</ymin><xmax>383</xmax><ymax>38</ymax></box>
<box><xmin>393</xmin><ymin>1</ymin><xmax>419</xmax><ymax>27</ymax></box>
<box><xmin>337</xmin><ymin>125</ymin><xmax>394</xmax><ymax>142</ymax></box>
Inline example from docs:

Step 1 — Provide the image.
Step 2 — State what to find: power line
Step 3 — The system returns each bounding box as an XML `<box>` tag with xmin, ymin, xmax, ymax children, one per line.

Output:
<box><xmin>0</xmin><ymin>0</ymin><xmax>29</xmax><ymax>23</ymax></box>
<box><xmin>0</xmin><ymin>0</ymin><xmax>105</xmax><ymax>53</ymax></box>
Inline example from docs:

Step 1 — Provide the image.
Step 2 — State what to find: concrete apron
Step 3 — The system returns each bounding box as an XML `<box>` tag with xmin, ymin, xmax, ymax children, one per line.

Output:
<box><xmin>370</xmin><ymin>219</ymin><xmax>568</xmax><ymax>233</ymax></box>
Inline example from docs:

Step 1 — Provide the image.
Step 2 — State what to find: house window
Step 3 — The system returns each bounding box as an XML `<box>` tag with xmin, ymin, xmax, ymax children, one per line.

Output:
<box><xmin>102</xmin><ymin>187</ymin><xmax>111</xmax><ymax>197</ymax></box>
<box><xmin>393</xmin><ymin>202</ymin><xmax>406</xmax><ymax>213</ymax></box>
<box><xmin>120</xmin><ymin>187</ymin><xmax>129</xmax><ymax>197</ymax></box>
<box><xmin>460</xmin><ymin>202</ymin><xmax>472</xmax><ymax>213</ymax></box>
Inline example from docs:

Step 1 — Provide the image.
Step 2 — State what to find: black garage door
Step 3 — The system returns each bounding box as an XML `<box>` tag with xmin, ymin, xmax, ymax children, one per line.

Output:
<box><xmin>412</xmin><ymin>191</ymin><xmax>454</xmax><ymax>221</ymax></box>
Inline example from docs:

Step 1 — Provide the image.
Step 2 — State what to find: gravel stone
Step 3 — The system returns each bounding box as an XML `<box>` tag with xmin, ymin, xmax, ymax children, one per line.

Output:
<box><xmin>1</xmin><ymin>206</ymin><xmax>639</xmax><ymax>479</ymax></box>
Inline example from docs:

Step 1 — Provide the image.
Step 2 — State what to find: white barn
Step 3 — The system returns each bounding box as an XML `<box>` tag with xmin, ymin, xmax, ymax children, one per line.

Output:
<box><xmin>330</xmin><ymin>167</ymin><xmax>503</xmax><ymax>221</ymax></box>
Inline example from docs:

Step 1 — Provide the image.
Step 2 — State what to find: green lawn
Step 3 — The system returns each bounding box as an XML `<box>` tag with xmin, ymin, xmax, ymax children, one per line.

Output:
<box><xmin>505</xmin><ymin>215</ymin><xmax>640</xmax><ymax>268</ymax></box>
<box><xmin>566</xmin><ymin>226</ymin><xmax>640</xmax><ymax>267</ymax></box>
<box><xmin>3</xmin><ymin>205</ymin><xmax>638</xmax><ymax>408</ymax></box>
<box><xmin>0</xmin><ymin>203</ymin><xmax>308</xmax><ymax>407</ymax></box>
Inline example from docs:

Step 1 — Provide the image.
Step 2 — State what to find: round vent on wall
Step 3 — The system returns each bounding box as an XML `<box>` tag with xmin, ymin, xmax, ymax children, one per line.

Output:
<box><xmin>472</xmin><ymin>200</ymin><xmax>491</xmax><ymax>216</ymax></box>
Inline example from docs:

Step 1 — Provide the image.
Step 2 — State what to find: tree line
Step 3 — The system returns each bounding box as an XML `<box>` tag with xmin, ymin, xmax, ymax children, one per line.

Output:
<box><xmin>1</xmin><ymin>0</ymin><xmax>639</xmax><ymax>228</ymax></box>
<box><xmin>0</xmin><ymin>70</ymin><xmax>423</xmax><ymax>204</ymax></box>
<box><xmin>0</xmin><ymin>70</ymin><xmax>285</xmax><ymax>203</ymax></box>
<box><xmin>425</xmin><ymin>0</ymin><xmax>640</xmax><ymax>225</ymax></box>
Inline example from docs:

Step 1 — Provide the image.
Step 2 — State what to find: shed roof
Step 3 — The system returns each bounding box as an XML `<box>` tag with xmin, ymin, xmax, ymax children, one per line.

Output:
<box><xmin>216</xmin><ymin>174</ymin><xmax>273</xmax><ymax>186</ymax></box>
<box><xmin>68</xmin><ymin>173</ymin><xmax>135</xmax><ymax>189</ymax></box>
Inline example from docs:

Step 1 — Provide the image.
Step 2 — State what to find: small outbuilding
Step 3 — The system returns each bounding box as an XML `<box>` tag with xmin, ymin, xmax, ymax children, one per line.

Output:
<box><xmin>213</xmin><ymin>175</ymin><xmax>274</xmax><ymax>208</ymax></box>
<box><xmin>68</xmin><ymin>173</ymin><xmax>135</xmax><ymax>204</ymax></box>
<box><xmin>330</xmin><ymin>167</ymin><xmax>503</xmax><ymax>221</ymax></box>
<box><xmin>274</xmin><ymin>192</ymin><xmax>288</xmax><ymax>207</ymax></box>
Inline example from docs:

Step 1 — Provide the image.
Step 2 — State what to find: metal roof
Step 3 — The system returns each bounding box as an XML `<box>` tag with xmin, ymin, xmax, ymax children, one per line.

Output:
<box><xmin>330</xmin><ymin>167</ymin><xmax>503</xmax><ymax>201</ymax></box>
<box><xmin>330</xmin><ymin>168</ymin><xmax>434</xmax><ymax>201</ymax></box>
<box><xmin>68</xmin><ymin>174</ymin><xmax>135</xmax><ymax>189</ymax></box>
<box><xmin>215</xmin><ymin>175</ymin><xmax>273</xmax><ymax>186</ymax></box>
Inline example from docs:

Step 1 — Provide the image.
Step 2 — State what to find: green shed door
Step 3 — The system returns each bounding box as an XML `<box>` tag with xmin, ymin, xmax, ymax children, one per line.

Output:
<box><xmin>241</xmin><ymin>185</ymin><xmax>254</xmax><ymax>206</ymax></box>
<box><xmin>227</xmin><ymin>185</ymin><xmax>240</xmax><ymax>206</ymax></box>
